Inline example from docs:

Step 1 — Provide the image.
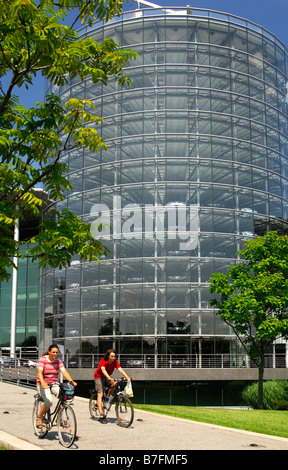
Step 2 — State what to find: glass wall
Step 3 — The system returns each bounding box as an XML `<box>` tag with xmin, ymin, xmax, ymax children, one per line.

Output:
<box><xmin>0</xmin><ymin>245</ymin><xmax>39</xmax><ymax>347</ymax></box>
<box><xmin>40</xmin><ymin>7</ymin><xmax>288</xmax><ymax>358</ymax></box>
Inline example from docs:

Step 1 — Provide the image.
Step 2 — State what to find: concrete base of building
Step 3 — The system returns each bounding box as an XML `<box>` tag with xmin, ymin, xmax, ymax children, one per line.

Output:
<box><xmin>67</xmin><ymin>367</ymin><xmax>288</xmax><ymax>382</ymax></box>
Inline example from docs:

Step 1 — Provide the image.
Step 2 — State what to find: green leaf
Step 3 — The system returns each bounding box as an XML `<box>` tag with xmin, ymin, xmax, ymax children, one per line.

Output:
<box><xmin>0</xmin><ymin>0</ymin><xmax>135</xmax><ymax>281</ymax></box>
<box><xmin>209</xmin><ymin>232</ymin><xmax>288</xmax><ymax>367</ymax></box>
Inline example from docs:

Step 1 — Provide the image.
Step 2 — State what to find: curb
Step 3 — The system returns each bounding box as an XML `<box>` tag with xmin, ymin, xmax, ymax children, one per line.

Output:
<box><xmin>0</xmin><ymin>430</ymin><xmax>43</xmax><ymax>451</ymax></box>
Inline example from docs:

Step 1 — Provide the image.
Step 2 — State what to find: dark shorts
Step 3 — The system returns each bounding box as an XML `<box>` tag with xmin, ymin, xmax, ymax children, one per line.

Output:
<box><xmin>94</xmin><ymin>378</ymin><xmax>110</xmax><ymax>393</ymax></box>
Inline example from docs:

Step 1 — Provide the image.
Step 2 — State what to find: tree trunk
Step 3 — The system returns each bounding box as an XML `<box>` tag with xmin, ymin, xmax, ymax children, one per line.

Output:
<box><xmin>258</xmin><ymin>347</ymin><xmax>265</xmax><ymax>409</ymax></box>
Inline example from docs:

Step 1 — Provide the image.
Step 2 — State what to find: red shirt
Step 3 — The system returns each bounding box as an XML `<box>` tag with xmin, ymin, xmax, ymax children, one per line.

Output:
<box><xmin>94</xmin><ymin>358</ymin><xmax>120</xmax><ymax>379</ymax></box>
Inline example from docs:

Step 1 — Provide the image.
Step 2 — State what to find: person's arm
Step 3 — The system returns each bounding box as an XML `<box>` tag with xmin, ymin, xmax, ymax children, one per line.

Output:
<box><xmin>101</xmin><ymin>366</ymin><xmax>116</xmax><ymax>386</ymax></box>
<box><xmin>118</xmin><ymin>367</ymin><xmax>131</xmax><ymax>382</ymax></box>
<box><xmin>61</xmin><ymin>368</ymin><xmax>77</xmax><ymax>386</ymax></box>
<box><xmin>38</xmin><ymin>368</ymin><xmax>49</xmax><ymax>388</ymax></box>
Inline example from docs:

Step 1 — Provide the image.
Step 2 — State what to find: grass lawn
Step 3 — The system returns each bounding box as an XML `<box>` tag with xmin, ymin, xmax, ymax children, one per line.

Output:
<box><xmin>134</xmin><ymin>404</ymin><xmax>288</xmax><ymax>439</ymax></box>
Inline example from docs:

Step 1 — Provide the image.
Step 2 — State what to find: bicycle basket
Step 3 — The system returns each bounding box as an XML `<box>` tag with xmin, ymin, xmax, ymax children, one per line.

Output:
<box><xmin>60</xmin><ymin>382</ymin><xmax>75</xmax><ymax>401</ymax></box>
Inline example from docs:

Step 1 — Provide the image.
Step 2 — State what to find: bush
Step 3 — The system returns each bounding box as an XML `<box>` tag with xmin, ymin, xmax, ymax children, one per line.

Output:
<box><xmin>274</xmin><ymin>400</ymin><xmax>288</xmax><ymax>410</ymax></box>
<box><xmin>242</xmin><ymin>382</ymin><xmax>259</xmax><ymax>409</ymax></box>
<box><xmin>242</xmin><ymin>380</ymin><xmax>288</xmax><ymax>409</ymax></box>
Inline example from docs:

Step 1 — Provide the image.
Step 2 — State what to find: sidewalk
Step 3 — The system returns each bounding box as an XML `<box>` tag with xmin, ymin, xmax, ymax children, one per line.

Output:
<box><xmin>1</xmin><ymin>381</ymin><xmax>288</xmax><ymax>451</ymax></box>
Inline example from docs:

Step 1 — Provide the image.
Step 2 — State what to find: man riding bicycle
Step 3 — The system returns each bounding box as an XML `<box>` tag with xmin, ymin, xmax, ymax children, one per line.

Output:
<box><xmin>93</xmin><ymin>348</ymin><xmax>130</xmax><ymax>420</ymax></box>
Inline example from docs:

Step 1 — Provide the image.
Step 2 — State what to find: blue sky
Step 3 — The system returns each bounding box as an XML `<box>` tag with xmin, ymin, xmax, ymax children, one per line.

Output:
<box><xmin>10</xmin><ymin>0</ymin><xmax>288</xmax><ymax>109</ymax></box>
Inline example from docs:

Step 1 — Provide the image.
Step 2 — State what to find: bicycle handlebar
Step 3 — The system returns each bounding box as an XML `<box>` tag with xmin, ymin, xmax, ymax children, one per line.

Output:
<box><xmin>115</xmin><ymin>377</ymin><xmax>132</xmax><ymax>384</ymax></box>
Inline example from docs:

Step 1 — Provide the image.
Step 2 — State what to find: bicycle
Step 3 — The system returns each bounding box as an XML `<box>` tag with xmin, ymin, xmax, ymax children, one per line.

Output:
<box><xmin>89</xmin><ymin>377</ymin><xmax>134</xmax><ymax>428</ymax></box>
<box><xmin>32</xmin><ymin>382</ymin><xmax>77</xmax><ymax>448</ymax></box>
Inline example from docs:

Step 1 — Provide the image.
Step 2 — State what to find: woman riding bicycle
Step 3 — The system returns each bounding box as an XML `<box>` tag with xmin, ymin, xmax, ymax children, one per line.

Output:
<box><xmin>36</xmin><ymin>344</ymin><xmax>77</xmax><ymax>428</ymax></box>
<box><xmin>94</xmin><ymin>348</ymin><xmax>130</xmax><ymax>420</ymax></box>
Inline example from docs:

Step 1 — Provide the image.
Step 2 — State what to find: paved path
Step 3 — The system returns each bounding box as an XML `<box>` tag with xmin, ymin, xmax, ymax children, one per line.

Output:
<box><xmin>1</xmin><ymin>381</ymin><xmax>288</xmax><ymax>452</ymax></box>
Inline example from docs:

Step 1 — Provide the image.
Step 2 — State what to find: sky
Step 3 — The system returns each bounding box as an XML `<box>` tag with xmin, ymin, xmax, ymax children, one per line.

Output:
<box><xmin>9</xmin><ymin>0</ymin><xmax>288</xmax><ymax>109</ymax></box>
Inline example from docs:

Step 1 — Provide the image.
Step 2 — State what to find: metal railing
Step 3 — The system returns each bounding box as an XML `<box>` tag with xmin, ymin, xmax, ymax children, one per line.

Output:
<box><xmin>1</xmin><ymin>353</ymin><xmax>286</xmax><ymax>389</ymax></box>
<box><xmin>77</xmin><ymin>6</ymin><xmax>288</xmax><ymax>54</ymax></box>
<box><xmin>1</xmin><ymin>353</ymin><xmax>286</xmax><ymax>384</ymax></box>
<box><xmin>0</xmin><ymin>357</ymin><xmax>37</xmax><ymax>385</ymax></box>
<box><xmin>63</xmin><ymin>353</ymin><xmax>287</xmax><ymax>370</ymax></box>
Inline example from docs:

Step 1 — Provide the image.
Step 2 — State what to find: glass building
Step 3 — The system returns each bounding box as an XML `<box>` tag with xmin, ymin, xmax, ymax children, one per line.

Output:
<box><xmin>0</xmin><ymin>205</ymin><xmax>42</xmax><ymax>350</ymax></box>
<box><xmin>41</xmin><ymin>5</ymin><xmax>288</xmax><ymax>364</ymax></box>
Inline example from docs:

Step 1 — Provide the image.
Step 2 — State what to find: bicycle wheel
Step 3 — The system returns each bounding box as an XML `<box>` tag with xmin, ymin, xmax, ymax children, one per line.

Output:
<box><xmin>89</xmin><ymin>392</ymin><xmax>101</xmax><ymax>419</ymax></box>
<box><xmin>115</xmin><ymin>395</ymin><xmax>134</xmax><ymax>428</ymax></box>
<box><xmin>32</xmin><ymin>396</ymin><xmax>49</xmax><ymax>438</ymax></box>
<box><xmin>57</xmin><ymin>403</ymin><xmax>77</xmax><ymax>448</ymax></box>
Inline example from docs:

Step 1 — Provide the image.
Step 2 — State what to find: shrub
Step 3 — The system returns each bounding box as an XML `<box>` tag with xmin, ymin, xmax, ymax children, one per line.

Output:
<box><xmin>242</xmin><ymin>380</ymin><xmax>288</xmax><ymax>409</ymax></box>
<box><xmin>274</xmin><ymin>400</ymin><xmax>288</xmax><ymax>410</ymax></box>
<box><xmin>242</xmin><ymin>382</ymin><xmax>259</xmax><ymax>409</ymax></box>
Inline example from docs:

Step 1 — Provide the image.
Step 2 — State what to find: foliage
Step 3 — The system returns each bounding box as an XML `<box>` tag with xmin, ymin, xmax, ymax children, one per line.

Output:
<box><xmin>209</xmin><ymin>231</ymin><xmax>288</xmax><ymax>408</ymax></box>
<box><xmin>28</xmin><ymin>208</ymin><xmax>110</xmax><ymax>269</ymax></box>
<box><xmin>0</xmin><ymin>0</ymin><xmax>138</xmax><ymax>281</ymax></box>
<box><xmin>242</xmin><ymin>380</ymin><xmax>288</xmax><ymax>410</ymax></box>
<box><xmin>209</xmin><ymin>232</ymin><xmax>288</xmax><ymax>364</ymax></box>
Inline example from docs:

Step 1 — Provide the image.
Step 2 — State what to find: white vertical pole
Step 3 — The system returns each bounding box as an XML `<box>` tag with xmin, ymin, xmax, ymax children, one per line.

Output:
<box><xmin>10</xmin><ymin>217</ymin><xmax>19</xmax><ymax>358</ymax></box>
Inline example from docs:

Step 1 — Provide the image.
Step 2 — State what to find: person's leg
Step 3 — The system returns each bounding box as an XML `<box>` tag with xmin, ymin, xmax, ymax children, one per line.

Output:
<box><xmin>51</xmin><ymin>383</ymin><xmax>60</xmax><ymax>399</ymax></box>
<box><xmin>95</xmin><ymin>379</ymin><xmax>104</xmax><ymax>416</ymax></box>
<box><xmin>97</xmin><ymin>391</ymin><xmax>104</xmax><ymax>414</ymax></box>
<box><xmin>37</xmin><ymin>384</ymin><xmax>53</xmax><ymax>425</ymax></box>
<box><xmin>106</xmin><ymin>385</ymin><xmax>116</xmax><ymax>397</ymax></box>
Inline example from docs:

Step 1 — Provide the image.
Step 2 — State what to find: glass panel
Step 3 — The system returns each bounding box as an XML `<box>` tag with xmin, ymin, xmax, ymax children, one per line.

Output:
<box><xmin>99</xmin><ymin>312</ymin><xmax>118</xmax><ymax>335</ymax></box>
<box><xmin>81</xmin><ymin>312</ymin><xmax>98</xmax><ymax>337</ymax></box>
<box><xmin>167</xmin><ymin>310</ymin><xmax>191</xmax><ymax>334</ymax></box>
<box><xmin>143</xmin><ymin>311</ymin><xmax>155</xmax><ymax>335</ymax></box>
<box><xmin>120</xmin><ymin>311</ymin><xmax>142</xmax><ymax>335</ymax></box>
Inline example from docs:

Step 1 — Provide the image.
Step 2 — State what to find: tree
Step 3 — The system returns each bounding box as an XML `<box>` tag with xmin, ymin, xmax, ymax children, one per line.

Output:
<box><xmin>0</xmin><ymin>0</ymin><xmax>138</xmax><ymax>281</ymax></box>
<box><xmin>209</xmin><ymin>231</ymin><xmax>288</xmax><ymax>409</ymax></box>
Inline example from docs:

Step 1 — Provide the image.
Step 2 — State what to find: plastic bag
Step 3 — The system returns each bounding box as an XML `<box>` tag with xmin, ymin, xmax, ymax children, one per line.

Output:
<box><xmin>124</xmin><ymin>381</ymin><xmax>134</xmax><ymax>397</ymax></box>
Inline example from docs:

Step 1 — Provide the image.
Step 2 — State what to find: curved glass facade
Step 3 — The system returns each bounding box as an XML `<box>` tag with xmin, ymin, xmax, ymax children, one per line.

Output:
<box><xmin>41</xmin><ymin>7</ymin><xmax>288</xmax><ymax>359</ymax></box>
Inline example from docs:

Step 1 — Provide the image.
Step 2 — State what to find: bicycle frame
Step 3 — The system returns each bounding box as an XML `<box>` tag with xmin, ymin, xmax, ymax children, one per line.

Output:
<box><xmin>103</xmin><ymin>380</ymin><xmax>126</xmax><ymax>409</ymax></box>
<box><xmin>33</xmin><ymin>384</ymin><xmax>77</xmax><ymax>447</ymax></box>
<box><xmin>89</xmin><ymin>377</ymin><xmax>134</xmax><ymax>427</ymax></box>
<box><xmin>36</xmin><ymin>383</ymin><xmax>64</xmax><ymax>428</ymax></box>
<box><xmin>44</xmin><ymin>397</ymin><xmax>62</xmax><ymax>429</ymax></box>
